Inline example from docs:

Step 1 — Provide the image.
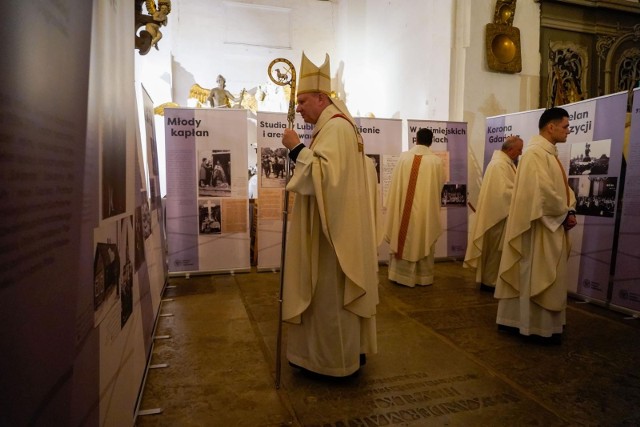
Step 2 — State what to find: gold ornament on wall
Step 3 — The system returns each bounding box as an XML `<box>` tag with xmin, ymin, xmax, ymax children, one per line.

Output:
<box><xmin>547</xmin><ymin>41</ymin><xmax>588</xmax><ymax>108</ymax></box>
<box><xmin>485</xmin><ymin>0</ymin><xmax>522</xmax><ymax>74</ymax></box>
<box><xmin>135</xmin><ymin>0</ymin><xmax>171</xmax><ymax>55</ymax></box>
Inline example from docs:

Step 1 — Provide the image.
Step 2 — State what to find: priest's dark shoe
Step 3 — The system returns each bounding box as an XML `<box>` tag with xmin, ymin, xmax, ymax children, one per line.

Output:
<box><xmin>497</xmin><ymin>324</ymin><xmax>519</xmax><ymax>334</ymax></box>
<box><xmin>480</xmin><ymin>283</ymin><xmax>495</xmax><ymax>292</ymax></box>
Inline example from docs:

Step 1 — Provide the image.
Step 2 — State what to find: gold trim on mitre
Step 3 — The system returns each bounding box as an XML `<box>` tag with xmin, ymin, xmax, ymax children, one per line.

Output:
<box><xmin>297</xmin><ymin>53</ymin><xmax>331</xmax><ymax>96</ymax></box>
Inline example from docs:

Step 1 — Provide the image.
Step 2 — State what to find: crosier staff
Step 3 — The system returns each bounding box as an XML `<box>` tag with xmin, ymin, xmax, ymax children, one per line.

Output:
<box><xmin>267</xmin><ymin>58</ymin><xmax>296</xmax><ymax>389</ymax></box>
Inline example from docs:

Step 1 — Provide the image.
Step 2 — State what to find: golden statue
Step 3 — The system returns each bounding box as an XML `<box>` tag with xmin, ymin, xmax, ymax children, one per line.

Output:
<box><xmin>188</xmin><ymin>77</ymin><xmax>261</xmax><ymax>113</ymax></box>
<box><xmin>144</xmin><ymin>0</ymin><xmax>171</xmax><ymax>50</ymax></box>
<box><xmin>154</xmin><ymin>102</ymin><xmax>180</xmax><ymax>116</ymax></box>
<box><xmin>135</xmin><ymin>0</ymin><xmax>171</xmax><ymax>54</ymax></box>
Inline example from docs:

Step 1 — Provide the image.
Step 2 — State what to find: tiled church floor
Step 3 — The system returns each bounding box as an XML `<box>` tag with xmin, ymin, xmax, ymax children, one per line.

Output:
<box><xmin>136</xmin><ymin>261</ymin><xmax>640</xmax><ymax>426</ymax></box>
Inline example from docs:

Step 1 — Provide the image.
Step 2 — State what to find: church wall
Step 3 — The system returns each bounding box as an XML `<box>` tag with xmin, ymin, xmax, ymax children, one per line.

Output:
<box><xmin>460</xmin><ymin>0</ymin><xmax>541</xmax><ymax>206</ymax></box>
<box><xmin>159</xmin><ymin>0</ymin><xmax>454</xmax><ymax>121</ymax></box>
<box><xmin>333</xmin><ymin>0</ymin><xmax>454</xmax><ymax>121</ymax></box>
<box><xmin>167</xmin><ymin>0</ymin><xmax>337</xmax><ymax>107</ymax></box>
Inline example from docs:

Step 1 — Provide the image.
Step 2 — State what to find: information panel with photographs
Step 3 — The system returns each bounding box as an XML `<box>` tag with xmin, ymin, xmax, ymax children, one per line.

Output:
<box><xmin>485</xmin><ymin>91</ymin><xmax>628</xmax><ymax>302</ymax></box>
<box><xmin>355</xmin><ymin>117</ymin><xmax>403</xmax><ymax>263</ymax></box>
<box><xmin>140</xmin><ymin>85</ymin><xmax>168</xmax><ymax>318</ymax></box>
<box><xmin>165</xmin><ymin>108</ymin><xmax>250</xmax><ymax>274</ymax></box>
<box><xmin>255</xmin><ymin>111</ymin><xmax>310</xmax><ymax>270</ymax></box>
<box><xmin>612</xmin><ymin>87</ymin><xmax>640</xmax><ymax>313</ymax></box>
<box><xmin>255</xmin><ymin>113</ymin><xmax>404</xmax><ymax>269</ymax></box>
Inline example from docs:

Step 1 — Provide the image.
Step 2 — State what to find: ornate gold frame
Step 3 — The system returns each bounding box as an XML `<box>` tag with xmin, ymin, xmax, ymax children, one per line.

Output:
<box><xmin>485</xmin><ymin>0</ymin><xmax>522</xmax><ymax>74</ymax></box>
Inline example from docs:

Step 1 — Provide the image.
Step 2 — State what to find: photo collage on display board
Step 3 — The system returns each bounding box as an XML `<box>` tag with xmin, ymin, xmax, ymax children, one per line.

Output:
<box><xmin>92</xmin><ymin>217</ymin><xmax>134</xmax><ymax>329</ymax></box>
<box><xmin>198</xmin><ymin>199</ymin><xmax>222</xmax><ymax>235</ymax></box>
<box><xmin>566</xmin><ymin>139</ymin><xmax>617</xmax><ymax>218</ymax></box>
<box><xmin>198</xmin><ymin>149</ymin><xmax>232</xmax><ymax>197</ymax></box>
<box><xmin>260</xmin><ymin>146</ymin><xmax>291</xmax><ymax>188</ymax></box>
<box><xmin>198</xmin><ymin>149</ymin><xmax>231</xmax><ymax>235</ymax></box>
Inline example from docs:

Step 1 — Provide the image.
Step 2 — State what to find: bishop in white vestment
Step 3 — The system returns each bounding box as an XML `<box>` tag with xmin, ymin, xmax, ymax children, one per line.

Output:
<box><xmin>280</xmin><ymin>53</ymin><xmax>379</xmax><ymax>377</ymax></box>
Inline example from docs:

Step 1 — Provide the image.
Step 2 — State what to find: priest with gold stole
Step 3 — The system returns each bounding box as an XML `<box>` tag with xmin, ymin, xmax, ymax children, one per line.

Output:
<box><xmin>384</xmin><ymin>128</ymin><xmax>445</xmax><ymax>287</ymax></box>
<box><xmin>464</xmin><ymin>135</ymin><xmax>523</xmax><ymax>291</ymax></box>
<box><xmin>495</xmin><ymin>107</ymin><xmax>577</xmax><ymax>341</ymax></box>
<box><xmin>280</xmin><ymin>53</ymin><xmax>379</xmax><ymax>377</ymax></box>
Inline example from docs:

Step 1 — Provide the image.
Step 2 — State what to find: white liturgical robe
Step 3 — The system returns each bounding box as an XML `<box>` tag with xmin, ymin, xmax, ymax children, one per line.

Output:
<box><xmin>384</xmin><ymin>145</ymin><xmax>445</xmax><ymax>287</ymax></box>
<box><xmin>464</xmin><ymin>150</ymin><xmax>517</xmax><ymax>287</ymax></box>
<box><xmin>495</xmin><ymin>135</ymin><xmax>576</xmax><ymax>337</ymax></box>
<box><xmin>282</xmin><ymin>103</ymin><xmax>379</xmax><ymax>377</ymax></box>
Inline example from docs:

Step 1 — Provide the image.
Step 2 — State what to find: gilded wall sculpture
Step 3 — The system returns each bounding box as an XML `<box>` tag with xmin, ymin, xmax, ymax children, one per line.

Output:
<box><xmin>486</xmin><ymin>0</ymin><xmax>522</xmax><ymax>74</ymax></box>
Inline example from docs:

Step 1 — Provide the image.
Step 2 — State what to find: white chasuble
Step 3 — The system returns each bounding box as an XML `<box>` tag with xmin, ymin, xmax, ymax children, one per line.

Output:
<box><xmin>495</xmin><ymin>135</ymin><xmax>576</xmax><ymax>336</ymax></box>
<box><xmin>384</xmin><ymin>145</ymin><xmax>445</xmax><ymax>286</ymax></box>
<box><xmin>282</xmin><ymin>104</ymin><xmax>379</xmax><ymax>376</ymax></box>
<box><xmin>464</xmin><ymin>150</ymin><xmax>516</xmax><ymax>286</ymax></box>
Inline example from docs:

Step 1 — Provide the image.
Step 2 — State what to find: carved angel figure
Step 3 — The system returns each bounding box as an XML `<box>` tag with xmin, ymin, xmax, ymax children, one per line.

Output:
<box><xmin>145</xmin><ymin>0</ymin><xmax>171</xmax><ymax>49</ymax></box>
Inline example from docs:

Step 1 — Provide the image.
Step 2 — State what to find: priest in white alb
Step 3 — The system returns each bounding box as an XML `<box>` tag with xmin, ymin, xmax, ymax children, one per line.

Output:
<box><xmin>495</xmin><ymin>107</ymin><xmax>577</xmax><ymax>341</ymax></box>
<box><xmin>384</xmin><ymin>128</ymin><xmax>445</xmax><ymax>287</ymax></box>
<box><xmin>464</xmin><ymin>135</ymin><xmax>523</xmax><ymax>291</ymax></box>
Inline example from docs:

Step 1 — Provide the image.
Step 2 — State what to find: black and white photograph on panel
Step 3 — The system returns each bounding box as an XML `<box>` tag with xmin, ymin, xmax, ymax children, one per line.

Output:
<box><xmin>102</xmin><ymin>125</ymin><xmax>127</xmax><ymax>219</ymax></box>
<box><xmin>92</xmin><ymin>216</ymin><xmax>132</xmax><ymax>327</ymax></box>
<box><xmin>149</xmin><ymin>175</ymin><xmax>158</xmax><ymax>210</ymax></box>
<box><xmin>568</xmin><ymin>139</ymin><xmax>611</xmax><ymax>176</ymax></box>
<box><xmin>568</xmin><ymin>176</ymin><xmax>617</xmax><ymax>218</ymax></box>
<box><xmin>134</xmin><ymin>204</ymin><xmax>146</xmax><ymax>271</ymax></box>
<box><xmin>198</xmin><ymin>199</ymin><xmax>222</xmax><ymax>235</ymax></box>
<box><xmin>148</xmin><ymin>134</ymin><xmax>161</xmax><ymax>210</ymax></box>
<box><xmin>260</xmin><ymin>146</ymin><xmax>292</xmax><ymax>188</ymax></box>
<box><xmin>120</xmin><ymin>217</ymin><xmax>134</xmax><ymax>328</ymax></box>
<box><xmin>441</xmin><ymin>184</ymin><xmax>467</xmax><ymax>206</ymax></box>
<box><xmin>198</xmin><ymin>150</ymin><xmax>232</xmax><ymax>197</ymax></box>
<box><xmin>141</xmin><ymin>194</ymin><xmax>152</xmax><ymax>239</ymax></box>
<box><xmin>93</xmin><ymin>241</ymin><xmax>120</xmax><ymax>312</ymax></box>
<box><xmin>366</xmin><ymin>154</ymin><xmax>381</xmax><ymax>183</ymax></box>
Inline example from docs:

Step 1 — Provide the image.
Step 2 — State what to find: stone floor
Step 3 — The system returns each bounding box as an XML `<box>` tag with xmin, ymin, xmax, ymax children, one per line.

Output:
<box><xmin>135</xmin><ymin>261</ymin><xmax>640</xmax><ymax>427</ymax></box>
